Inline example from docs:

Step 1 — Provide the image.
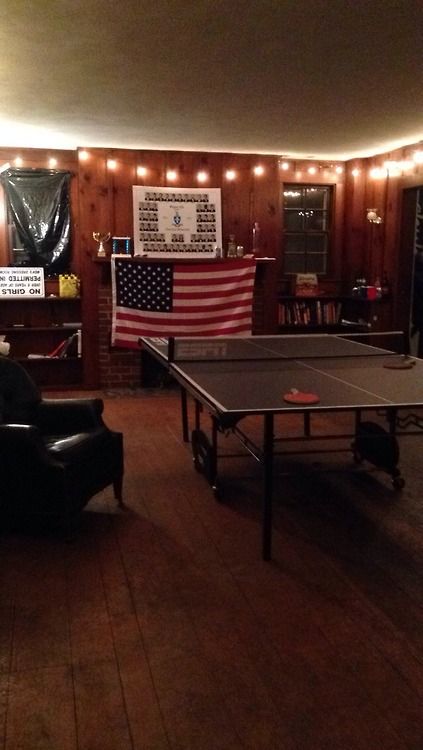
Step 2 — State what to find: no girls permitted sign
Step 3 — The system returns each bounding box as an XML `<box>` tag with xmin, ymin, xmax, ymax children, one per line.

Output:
<box><xmin>0</xmin><ymin>267</ymin><xmax>45</xmax><ymax>297</ymax></box>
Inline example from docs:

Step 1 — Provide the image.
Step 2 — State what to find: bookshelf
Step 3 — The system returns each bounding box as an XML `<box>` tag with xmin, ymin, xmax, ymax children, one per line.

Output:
<box><xmin>0</xmin><ymin>296</ymin><xmax>82</xmax><ymax>387</ymax></box>
<box><xmin>277</xmin><ymin>295</ymin><xmax>392</xmax><ymax>333</ymax></box>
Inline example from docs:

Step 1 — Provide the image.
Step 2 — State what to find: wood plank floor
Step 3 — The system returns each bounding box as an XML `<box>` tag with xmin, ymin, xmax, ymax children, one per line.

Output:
<box><xmin>1</xmin><ymin>387</ymin><xmax>422</xmax><ymax>750</ymax></box>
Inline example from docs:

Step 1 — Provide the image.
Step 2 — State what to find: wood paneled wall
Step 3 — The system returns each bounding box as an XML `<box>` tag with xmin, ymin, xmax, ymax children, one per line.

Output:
<box><xmin>343</xmin><ymin>148</ymin><xmax>423</xmax><ymax>286</ymax></box>
<box><xmin>76</xmin><ymin>148</ymin><xmax>346</xmax><ymax>385</ymax></box>
<box><xmin>343</xmin><ymin>146</ymin><xmax>423</xmax><ymax>336</ymax></box>
<box><xmin>1</xmin><ymin>143</ymin><xmax>423</xmax><ymax>387</ymax></box>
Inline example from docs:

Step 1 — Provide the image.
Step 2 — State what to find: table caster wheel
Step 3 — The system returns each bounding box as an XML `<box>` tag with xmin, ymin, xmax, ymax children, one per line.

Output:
<box><xmin>392</xmin><ymin>475</ymin><xmax>405</xmax><ymax>490</ymax></box>
<box><xmin>191</xmin><ymin>429</ymin><xmax>215</xmax><ymax>485</ymax></box>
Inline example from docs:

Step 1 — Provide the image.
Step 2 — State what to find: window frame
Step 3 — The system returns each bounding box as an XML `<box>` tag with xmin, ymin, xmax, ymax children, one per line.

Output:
<box><xmin>281</xmin><ymin>183</ymin><xmax>334</xmax><ymax>276</ymax></box>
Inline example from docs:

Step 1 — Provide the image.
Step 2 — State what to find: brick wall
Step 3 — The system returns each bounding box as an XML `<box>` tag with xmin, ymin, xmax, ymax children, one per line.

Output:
<box><xmin>97</xmin><ymin>278</ymin><xmax>141</xmax><ymax>388</ymax></box>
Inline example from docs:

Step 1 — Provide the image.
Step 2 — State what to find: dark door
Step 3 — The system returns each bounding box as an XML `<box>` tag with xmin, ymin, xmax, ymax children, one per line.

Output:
<box><xmin>396</xmin><ymin>187</ymin><xmax>422</xmax><ymax>352</ymax></box>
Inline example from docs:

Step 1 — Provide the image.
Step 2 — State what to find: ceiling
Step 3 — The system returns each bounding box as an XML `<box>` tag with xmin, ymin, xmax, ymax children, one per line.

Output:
<box><xmin>1</xmin><ymin>0</ymin><xmax>422</xmax><ymax>161</ymax></box>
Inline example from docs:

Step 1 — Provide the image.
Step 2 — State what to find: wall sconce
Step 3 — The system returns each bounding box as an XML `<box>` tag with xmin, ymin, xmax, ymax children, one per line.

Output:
<box><xmin>366</xmin><ymin>208</ymin><xmax>383</xmax><ymax>224</ymax></box>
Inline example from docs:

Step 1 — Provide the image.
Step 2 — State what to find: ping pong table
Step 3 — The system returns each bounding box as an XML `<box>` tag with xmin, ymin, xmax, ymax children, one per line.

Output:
<box><xmin>140</xmin><ymin>333</ymin><xmax>423</xmax><ymax>560</ymax></box>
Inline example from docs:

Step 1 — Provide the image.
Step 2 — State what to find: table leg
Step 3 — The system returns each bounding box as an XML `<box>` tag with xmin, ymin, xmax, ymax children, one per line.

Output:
<box><xmin>262</xmin><ymin>413</ymin><xmax>274</xmax><ymax>561</ymax></box>
<box><xmin>211</xmin><ymin>415</ymin><xmax>219</xmax><ymax>493</ymax></box>
<box><xmin>180</xmin><ymin>387</ymin><xmax>189</xmax><ymax>442</ymax></box>
<box><xmin>195</xmin><ymin>399</ymin><xmax>201</xmax><ymax>430</ymax></box>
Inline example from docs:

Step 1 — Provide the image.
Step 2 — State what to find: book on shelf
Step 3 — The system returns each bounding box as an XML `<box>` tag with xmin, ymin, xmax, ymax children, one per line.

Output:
<box><xmin>294</xmin><ymin>273</ymin><xmax>319</xmax><ymax>297</ymax></box>
<box><xmin>278</xmin><ymin>297</ymin><xmax>342</xmax><ymax>327</ymax></box>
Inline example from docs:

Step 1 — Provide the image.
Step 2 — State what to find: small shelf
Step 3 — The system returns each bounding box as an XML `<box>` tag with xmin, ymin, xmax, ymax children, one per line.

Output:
<box><xmin>1</xmin><ymin>295</ymin><xmax>83</xmax><ymax>387</ymax></box>
<box><xmin>277</xmin><ymin>294</ymin><xmax>392</xmax><ymax>332</ymax></box>
<box><xmin>278</xmin><ymin>297</ymin><xmax>343</xmax><ymax>326</ymax></box>
<box><xmin>2</xmin><ymin>325</ymin><xmax>81</xmax><ymax>333</ymax></box>
<box><xmin>0</xmin><ymin>296</ymin><xmax>81</xmax><ymax>303</ymax></box>
<box><xmin>18</xmin><ymin>357</ymin><xmax>83</xmax><ymax>388</ymax></box>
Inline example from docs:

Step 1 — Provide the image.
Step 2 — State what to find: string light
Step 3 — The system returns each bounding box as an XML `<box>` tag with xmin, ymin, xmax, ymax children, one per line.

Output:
<box><xmin>3</xmin><ymin>149</ymin><xmax>421</xmax><ymax>186</ymax></box>
<box><xmin>398</xmin><ymin>159</ymin><xmax>414</xmax><ymax>171</ymax></box>
<box><xmin>196</xmin><ymin>170</ymin><xmax>208</xmax><ymax>183</ymax></box>
<box><xmin>383</xmin><ymin>159</ymin><xmax>414</xmax><ymax>175</ymax></box>
<box><xmin>369</xmin><ymin>166</ymin><xmax>387</xmax><ymax>179</ymax></box>
<box><xmin>383</xmin><ymin>160</ymin><xmax>402</xmax><ymax>176</ymax></box>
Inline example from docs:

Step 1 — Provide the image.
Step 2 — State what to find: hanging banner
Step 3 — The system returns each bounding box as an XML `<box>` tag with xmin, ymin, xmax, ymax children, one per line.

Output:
<box><xmin>0</xmin><ymin>267</ymin><xmax>45</xmax><ymax>297</ymax></box>
<box><xmin>132</xmin><ymin>186</ymin><xmax>222</xmax><ymax>258</ymax></box>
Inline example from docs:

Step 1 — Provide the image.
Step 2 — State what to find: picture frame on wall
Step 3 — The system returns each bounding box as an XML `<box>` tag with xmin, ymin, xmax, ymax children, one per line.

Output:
<box><xmin>132</xmin><ymin>186</ymin><xmax>222</xmax><ymax>258</ymax></box>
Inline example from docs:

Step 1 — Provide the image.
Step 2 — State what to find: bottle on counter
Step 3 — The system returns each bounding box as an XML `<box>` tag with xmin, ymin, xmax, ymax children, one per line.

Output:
<box><xmin>227</xmin><ymin>234</ymin><xmax>237</xmax><ymax>258</ymax></box>
<box><xmin>236</xmin><ymin>245</ymin><xmax>244</xmax><ymax>257</ymax></box>
<box><xmin>252</xmin><ymin>222</ymin><xmax>260</xmax><ymax>255</ymax></box>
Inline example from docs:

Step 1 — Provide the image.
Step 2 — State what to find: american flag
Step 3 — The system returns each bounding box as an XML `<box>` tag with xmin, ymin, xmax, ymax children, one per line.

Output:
<box><xmin>111</xmin><ymin>258</ymin><xmax>256</xmax><ymax>348</ymax></box>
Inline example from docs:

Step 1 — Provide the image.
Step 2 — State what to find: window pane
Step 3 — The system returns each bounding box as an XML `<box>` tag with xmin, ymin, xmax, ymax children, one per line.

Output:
<box><xmin>305</xmin><ymin>187</ymin><xmax>329</xmax><ymax>209</ymax></box>
<box><xmin>284</xmin><ymin>210</ymin><xmax>304</xmax><ymax>231</ymax></box>
<box><xmin>283</xmin><ymin>188</ymin><xmax>304</xmax><ymax>208</ymax></box>
<box><xmin>285</xmin><ymin>254</ymin><xmax>306</xmax><ymax>273</ymax></box>
<box><xmin>284</xmin><ymin>234</ymin><xmax>306</xmax><ymax>253</ymax></box>
<box><xmin>305</xmin><ymin>211</ymin><xmax>327</xmax><ymax>231</ymax></box>
<box><xmin>306</xmin><ymin>254</ymin><xmax>327</xmax><ymax>273</ymax></box>
<box><xmin>306</xmin><ymin>234</ymin><xmax>327</xmax><ymax>252</ymax></box>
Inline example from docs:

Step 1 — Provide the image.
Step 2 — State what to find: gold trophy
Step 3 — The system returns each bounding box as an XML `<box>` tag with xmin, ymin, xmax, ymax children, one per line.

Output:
<box><xmin>93</xmin><ymin>231</ymin><xmax>111</xmax><ymax>258</ymax></box>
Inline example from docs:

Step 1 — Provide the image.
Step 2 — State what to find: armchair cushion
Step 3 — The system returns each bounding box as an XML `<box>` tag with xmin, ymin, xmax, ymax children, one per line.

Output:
<box><xmin>36</xmin><ymin>398</ymin><xmax>105</xmax><ymax>435</ymax></box>
<box><xmin>0</xmin><ymin>358</ymin><xmax>124</xmax><ymax>533</ymax></box>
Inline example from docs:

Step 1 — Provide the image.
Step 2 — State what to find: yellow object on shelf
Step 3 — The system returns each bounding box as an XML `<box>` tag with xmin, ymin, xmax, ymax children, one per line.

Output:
<box><xmin>59</xmin><ymin>274</ymin><xmax>80</xmax><ymax>298</ymax></box>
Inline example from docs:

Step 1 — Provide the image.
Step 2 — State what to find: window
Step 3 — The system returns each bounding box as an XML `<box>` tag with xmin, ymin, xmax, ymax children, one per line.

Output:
<box><xmin>282</xmin><ymin>185</ymin><xmax>332</xmax><ymax>274</ymax></box>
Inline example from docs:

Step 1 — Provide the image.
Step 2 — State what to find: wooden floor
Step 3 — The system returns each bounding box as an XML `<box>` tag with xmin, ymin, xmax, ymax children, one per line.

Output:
<box><xmin>1</xmin><ymin>388</ymin><xmax>422</xmax><ymax>750</ymax></box>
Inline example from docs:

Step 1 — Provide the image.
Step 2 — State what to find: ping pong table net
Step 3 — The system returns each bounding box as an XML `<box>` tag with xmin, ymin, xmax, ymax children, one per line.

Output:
<box><xmin>166</xmin><ymin>331</ymin><xmax>407</xmax><ymax>364</ymax></box>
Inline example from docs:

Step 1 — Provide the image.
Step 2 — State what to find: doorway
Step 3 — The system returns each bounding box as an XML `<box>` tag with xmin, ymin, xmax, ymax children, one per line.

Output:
<box><xmin>398</xmin><ymin>186</ymin><xmax>423</xmax><ymax>356</ymax></box>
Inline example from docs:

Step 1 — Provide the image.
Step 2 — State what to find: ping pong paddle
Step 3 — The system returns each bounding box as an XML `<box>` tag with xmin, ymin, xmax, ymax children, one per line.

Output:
<box><xmin>383</xmin><ymin>355</ymin><xmax>416</xmax><ymax>370</ymax></box>
<box><xmin>283</xmin><ymin>388</ymin><xmax>320</xmax><ymax>404</ymax></box>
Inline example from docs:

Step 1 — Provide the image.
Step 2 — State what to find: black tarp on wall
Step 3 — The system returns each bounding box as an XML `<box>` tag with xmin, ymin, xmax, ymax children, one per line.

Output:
<box><xmin>0</xmin><ymin>168</ymin><xmax>71</xmax><ymax>274</ymax></box>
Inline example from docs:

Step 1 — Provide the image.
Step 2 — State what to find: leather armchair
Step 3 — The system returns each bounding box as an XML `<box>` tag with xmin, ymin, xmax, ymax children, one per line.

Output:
<box><xmin>0</xmin><ymin>356</ymin><xmax>124</xmax><ymax>534</ymax></box>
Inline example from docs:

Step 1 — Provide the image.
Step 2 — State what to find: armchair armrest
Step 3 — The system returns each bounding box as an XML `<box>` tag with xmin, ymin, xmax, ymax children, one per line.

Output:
<box><xmin>0</xmin><ymin>424</ymin><xmax>62</xmax><ymax>469</ymax></box>
<box><xmin>35</xmin><ymin>398</ymin><xmax>105</xmax><ymax>436</ymax></box>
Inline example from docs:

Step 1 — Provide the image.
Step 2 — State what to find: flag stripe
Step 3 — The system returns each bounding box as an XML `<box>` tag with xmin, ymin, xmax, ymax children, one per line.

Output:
<box><xmin>174</xmin><ymin>287</ymin><xmax>254</xmax><ymax>301</ymax></box>
<box><xmin>115</xmin><ymin>307</ymin><xmax>251</xmax><ymax>324</ymax></box>
<box><xmin>111</xmin><ymin>258</ymin><xmax>256</xmax><ymax>344</ymax></box>
<box><xmin>113</xmin><ymin>320</ymin><xmax>253</xmax><ymax>345</ymax></box>
<box><xmin>174</xmin><ymin>293</ymin><xmax>254</xmax><ymax>308</ymax></box>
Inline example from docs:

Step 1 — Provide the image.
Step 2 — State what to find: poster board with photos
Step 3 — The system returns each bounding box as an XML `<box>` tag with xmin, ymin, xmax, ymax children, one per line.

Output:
<box><xmin>132</xmin><ymin>186</ymin><xmax>222</xmax><ymax>257</ymax></box>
